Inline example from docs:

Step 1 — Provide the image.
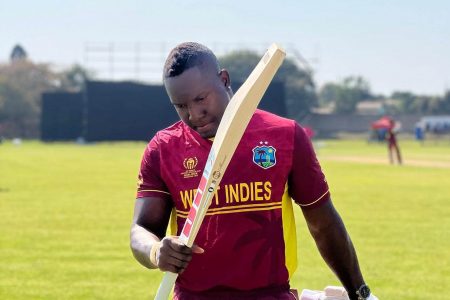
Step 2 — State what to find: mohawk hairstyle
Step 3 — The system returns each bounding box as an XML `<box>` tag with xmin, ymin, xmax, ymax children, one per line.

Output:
<box><xmin>163</xmin><ymin>42</ymin><xmax>219</xmax><ymax>78</ymax></box>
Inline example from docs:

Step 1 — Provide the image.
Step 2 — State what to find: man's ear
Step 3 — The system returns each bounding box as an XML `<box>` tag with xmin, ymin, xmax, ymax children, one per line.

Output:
<box><xmin>219</xmin><ymin>69</ymin><xmax>231</xmax><ymax>88</ymax></box>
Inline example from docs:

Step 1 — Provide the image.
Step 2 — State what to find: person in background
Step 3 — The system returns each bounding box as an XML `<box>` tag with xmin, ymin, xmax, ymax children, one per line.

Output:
<box><xmin>387</xmin><ymin>119</ymin><xmax>402</xmax><ymax>164</ymax></box>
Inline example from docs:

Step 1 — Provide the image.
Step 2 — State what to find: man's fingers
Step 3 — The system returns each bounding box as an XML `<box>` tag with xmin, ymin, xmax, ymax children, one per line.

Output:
<box><xmin>161</xmin><ymin>236</ymin><xmax>191</xmax><ymax>254</ymax></box>
<box><xmin>161</xmin><ymin>247</ymin><xmax>193</xmax><ymax>264</ymax></box>
<box><xmin>161</xmin><ymin>264</ymin><xmax>186</xmax><ymax>274</ymax></box>
<box><xmin>163</xmin><ymin>237</ymin><xmax>204</xmax><ymax>254</ymax></box>
<box><xmin>191</xmin><ymin>244</ymin><xmax>205</xmax><ymax>254</ymax></box>
<box><xmin>160</xmin><ymin>238</ymin><xmax>192</xmax><ymax>258</ymax></box>
<box><xmin>169</xmin><ymin>242</ymin><xmax>192</xmax><ymax>254</ymax></box>
<box><xmin>156</xmin><ymin>236</ymin><xmax>204</xmax><ymax>273</ymax></box>
<box><xmin>158</xmin><ymin>254</ymin><xmax>190</xmax><ymax>273</ymax></box>
<box><xmin>166</xmin><ymin>255</ymin><xmax>190</xmax><ymax>270</ymax></box>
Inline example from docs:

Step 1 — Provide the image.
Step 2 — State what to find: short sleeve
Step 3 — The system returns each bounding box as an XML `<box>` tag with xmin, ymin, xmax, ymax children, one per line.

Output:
<box><xmin>288</xmin><ymin>123</ymin><xmax>330</xmax><ymax>208</ymax></box>
<box><xmin>136</xmin><ymin>135</ymin><xmax>171</xmax><ymax>199</ymax></box>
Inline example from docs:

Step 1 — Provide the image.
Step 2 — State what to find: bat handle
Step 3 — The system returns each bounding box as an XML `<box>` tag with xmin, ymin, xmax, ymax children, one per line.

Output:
<box><xmin>154</xmin><ymin>271</ymin><xmax>178</xmax><ymax>300</ymax></box>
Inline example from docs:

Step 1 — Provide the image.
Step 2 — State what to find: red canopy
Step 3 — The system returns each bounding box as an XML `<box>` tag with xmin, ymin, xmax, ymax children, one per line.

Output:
<box><xmin>371</xmin><ymin>116</ymin><xmax>394</xmax><ymax>129</ymax></box>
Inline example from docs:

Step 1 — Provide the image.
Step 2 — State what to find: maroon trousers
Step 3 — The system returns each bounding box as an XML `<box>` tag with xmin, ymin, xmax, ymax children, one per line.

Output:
<box><xmin>173</xmin><ymin>284</ymin><xmax>298</xmax><ymax>300</ymax></box>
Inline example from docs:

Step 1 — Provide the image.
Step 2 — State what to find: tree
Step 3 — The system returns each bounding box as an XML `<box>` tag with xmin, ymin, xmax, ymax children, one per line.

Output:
<box><xmin>441</xmin><ymin>90</ymin><xmax>450</xmax><ymax>113</ymax></box>
<box><xmin>416</xmin><ymin>96</ymin><xmax>444</xmax><ymax>114</ymax></box>
<box><xmin>318</xmin><ymin>76</ymin><xmax>372</xmax><ymax>114</ymax></box>
<box><xmin>0</xmin><ymin>55</ymin><xmax>93</xmax><ymax>138</ymax></box>
<box><xmin>390</xmin><ymin>91</ymin><xmax>450</xmax><ymax>114</ymax></box>
<box><xmin>10</xmin><ymin>44</ymin><xmax>27</xmax><ymax>62</ymax></box>
<box><xmin>318</xmin><ymin>82</ymin><xmax>340</xmax><ymax>107</ymax></box>
<box><xmin>0</xmin><ymin>60</ymin><xmax>61</xmax><ymax>137</ymax></box>
<box><xmin>391</xmin><ymin>91</ymin><xmax>416</xmax><ymax>113</ymax></box>
<box><xmin>0</xmin><ymin>84</ymin><xmax>31</xmax><ymax>136</ymax></box>
<box><xmin>59</xmin><ymin>64</ymin><xmax>94</xmax><ymax>91</ymax></box>
<box><xmin>0</xmin><ymin>44</ymin><xmax>96</xmax><ymax>138</ymax></box>
<box><xmin>219</xmin><ymin>50</ymin><xmax>317</xmax><ymax>120</ymax></box>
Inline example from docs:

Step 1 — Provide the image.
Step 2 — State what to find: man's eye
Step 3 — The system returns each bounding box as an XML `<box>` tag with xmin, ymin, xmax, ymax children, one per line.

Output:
<box><xmin>175</xmin><ymin>104</ymin><xmax>187</xmax><ymax>109</ymax></box>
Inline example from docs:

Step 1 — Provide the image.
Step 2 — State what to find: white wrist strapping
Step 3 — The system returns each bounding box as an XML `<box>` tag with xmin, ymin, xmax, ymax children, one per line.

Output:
<box><xmin>149</xmin><ymin>242</ymin><xmax>160</xmax><ymax>267</ymax></box>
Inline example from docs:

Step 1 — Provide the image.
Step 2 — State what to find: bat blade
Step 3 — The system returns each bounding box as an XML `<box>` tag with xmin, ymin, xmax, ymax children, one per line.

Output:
<box><xmin>154</xmin><ymin>43</ymin><xmax>286</xmax><ymax>300</ymax></box>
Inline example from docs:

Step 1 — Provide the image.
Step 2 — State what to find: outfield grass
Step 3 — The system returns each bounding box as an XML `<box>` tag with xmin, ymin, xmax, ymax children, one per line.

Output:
<box><xmin>0</xmin><ymin>140</ymin><xmax>448</xmax><ymax>299</ymax></box>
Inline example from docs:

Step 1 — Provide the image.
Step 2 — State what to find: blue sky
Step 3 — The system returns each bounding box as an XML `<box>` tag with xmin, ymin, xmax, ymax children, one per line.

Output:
<box><xmin>1</xmin><ymin>0</ymin><xmax>449</xmax><ymax>95</ymax></box>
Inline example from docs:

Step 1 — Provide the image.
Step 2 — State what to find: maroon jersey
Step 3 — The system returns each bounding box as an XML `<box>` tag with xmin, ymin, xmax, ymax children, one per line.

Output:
<box><xmin>137</xmin><ymin>109</ymin><xmax>330</xmax><ymax>293</ymax></box>
<box><xmin>387</xmin><ymin>129</ymin><xmax>398</xmax><ymax>146</ymax></box>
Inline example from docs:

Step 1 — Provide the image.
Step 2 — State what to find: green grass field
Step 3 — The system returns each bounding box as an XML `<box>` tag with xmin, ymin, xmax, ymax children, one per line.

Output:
<box><xmin>0</xmin><ymin>140</ymin><xmax>448</xmax><ymax>299</ymax></box>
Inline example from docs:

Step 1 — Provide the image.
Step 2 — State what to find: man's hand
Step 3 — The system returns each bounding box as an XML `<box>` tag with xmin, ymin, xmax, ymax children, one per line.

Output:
<box><xmin>154</xmin><ymin>236</ymin><xmax>204</xmax><ymax>274</ymax></box>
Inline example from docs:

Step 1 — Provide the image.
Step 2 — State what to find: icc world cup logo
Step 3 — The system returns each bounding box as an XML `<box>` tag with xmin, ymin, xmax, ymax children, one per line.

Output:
<box><xmin>183</xmin><ymin>157</ymin><xmax>198</xmax><ymax>170</ymax></box>
<box><xmin>181</xmin><ymin>157</ymin><xmax>200</xmax><ymax>178</ymax></box>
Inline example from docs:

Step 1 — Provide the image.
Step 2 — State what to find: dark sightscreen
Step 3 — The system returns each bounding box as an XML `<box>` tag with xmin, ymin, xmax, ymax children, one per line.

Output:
<box><xmin>41</xmin><ymin>92</ymin><xmax>83</xmax><ymax>141</ymax></box>
<box><xmin>85</xmin><ymin>81</ymin><xmax>178</xmax><ymax>141</ymax></box>
<box><xmin>42</xmin><ymin>80</ymin><xmax>286</xmax><ymax>142</ymax></box>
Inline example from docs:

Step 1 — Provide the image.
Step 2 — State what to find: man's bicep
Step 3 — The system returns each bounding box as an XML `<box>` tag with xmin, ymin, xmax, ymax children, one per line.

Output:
<box><xmin>132</xmin><ymin>196</ymin><xmax>173</xmax><ymax>239</ymax></box>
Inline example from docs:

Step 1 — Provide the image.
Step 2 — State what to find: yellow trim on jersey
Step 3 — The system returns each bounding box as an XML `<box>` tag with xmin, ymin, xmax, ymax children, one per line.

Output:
<box><xmin>282</xmin><ymin>184</ymin><xmax>297</xmax><ymax>279</ymax></box>
<box><xmin>176</xmin><ymin>205</ymin><xmax>282</xmax><ymax>217</ymax></box>
<box><xmin>208</xmin><ymin>202</ymin><xmax>281</xmax><ymax>212</ymax></box>
<box><xmin>176</xmin><ymin>202</ymin><xmax>281</xmax><ymax>216</ymax></box>
<box><xmin>298</xmin><ymin>189</ymin><xmax>329</xmax><ymax>207</ymax></box>
<box><xmin>169</xmin><ymin>207</ymin><xmax>177</xmax><ymax>236</ymax></box>
<box><xmin>208</xmin><ymin>205</ymin><xmax>282</xmax><ymax>216</ymax></box>
<box><xmin>138</xmin><ymin>189</ymin><xmax>171</xmax><ymax>195</ymax></box>
<box><xmin>176</xmin><ymin>202</ymin><xmax>282</xmax><ymax>217</ymax></box>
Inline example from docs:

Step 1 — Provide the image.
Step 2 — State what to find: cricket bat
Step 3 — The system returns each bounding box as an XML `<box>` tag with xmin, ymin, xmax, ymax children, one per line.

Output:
<box><xmin>154</xmin><ymin>43</ymin><xmax>286</xmax><ymax>300</ymax></box>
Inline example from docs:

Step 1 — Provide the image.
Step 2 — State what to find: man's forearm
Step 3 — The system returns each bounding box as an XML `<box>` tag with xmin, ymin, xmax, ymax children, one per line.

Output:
<box><xmin>308</xmin><ymin>212</ymin><xmax>364</xmax><ymax>300</ymax></box>
<box><xmin>130</xmin><ymin>224</ymin><xmax>161</xmax><ymax>269</ymax></box>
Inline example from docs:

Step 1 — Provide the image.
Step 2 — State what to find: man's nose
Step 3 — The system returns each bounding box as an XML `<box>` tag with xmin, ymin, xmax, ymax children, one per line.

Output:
<box><xmin>188</xmin><ymin>104</ymin><xmax>206</xmax><ymax>122</ymax></box>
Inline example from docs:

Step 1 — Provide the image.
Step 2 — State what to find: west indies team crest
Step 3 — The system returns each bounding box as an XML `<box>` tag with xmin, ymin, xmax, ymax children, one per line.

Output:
<box><xmin>252</xmin><ymin>142</ymin><xmax>276</xmax><ymax>169</ymax></box>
